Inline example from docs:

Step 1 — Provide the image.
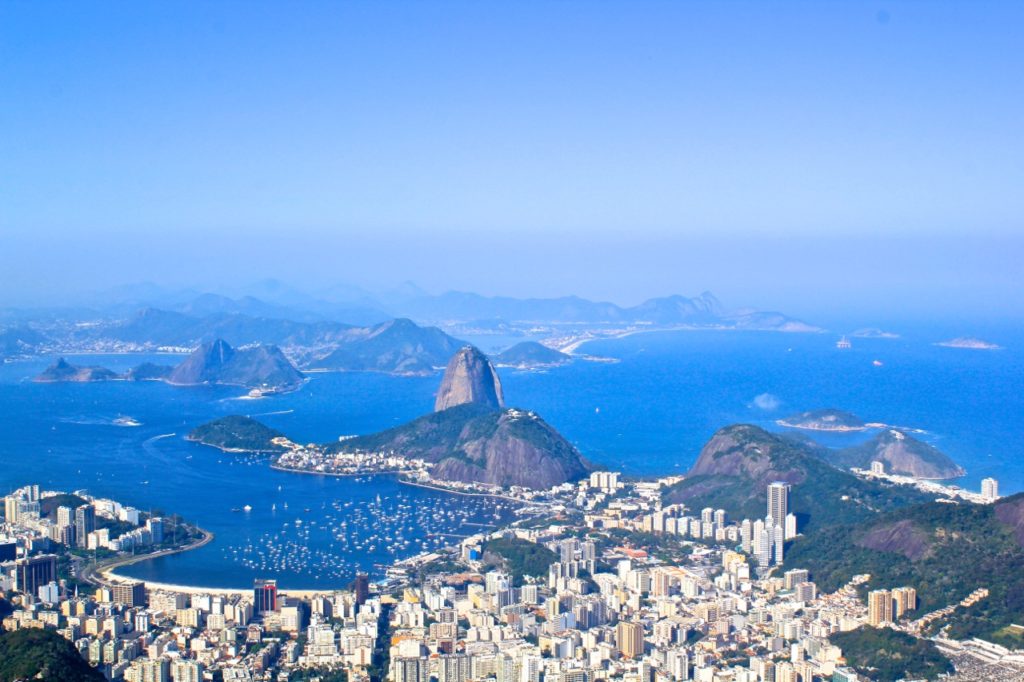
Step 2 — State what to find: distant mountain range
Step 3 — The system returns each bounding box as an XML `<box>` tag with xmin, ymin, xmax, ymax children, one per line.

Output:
<box><xmin>0</xmin><ymin>284</ymin><xmax>824</xmax><ymax>363</ymax></box>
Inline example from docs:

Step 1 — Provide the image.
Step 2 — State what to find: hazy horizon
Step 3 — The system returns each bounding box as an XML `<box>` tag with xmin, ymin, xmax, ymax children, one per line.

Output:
<box><xmin>3</xmin><ymin>1</ymin><xmax>1022</xmax><ymax>322</ymax></box>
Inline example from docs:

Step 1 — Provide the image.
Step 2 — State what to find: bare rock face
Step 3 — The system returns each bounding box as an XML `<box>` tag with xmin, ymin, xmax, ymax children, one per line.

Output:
<box><xmin>434</xmin><ymin>346</ymin><xmax>504</xmax><ymax>412</ymax></box>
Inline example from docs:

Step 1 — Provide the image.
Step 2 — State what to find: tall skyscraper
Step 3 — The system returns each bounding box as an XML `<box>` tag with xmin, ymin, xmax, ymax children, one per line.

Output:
<box><xmin>982</xmin><ymin>478</ymin><xmax>999</xmax><ymax>501</ymax></box>
<box><xmin>767</xmin><ymin>482</ymin><xmax>790</xmax><ymax>525</ymax></box>
<box><xmin>75</xmin><ymin>505</ymin><xmax>96</xmax><ymax>548</ymax></box>
<box><xmin>254</xmin><ymin>579</ymin><xmax>278</xmax><ymax>613</ymax></box>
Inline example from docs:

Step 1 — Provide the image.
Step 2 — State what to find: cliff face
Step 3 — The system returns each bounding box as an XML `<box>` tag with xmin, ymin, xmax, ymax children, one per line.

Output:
<box><xmin>167</xmin><ymin>339</ymin><xmax>304</xmax><ymax>391</ymax></box>
<box><xmin>834</xmin><ymin>430</ymin><xmax>965</xmax><ymax>479</ymax></box>
<box><xmin>434</xmin><ymin>346</ymin><xmax>505</xmax><ymax>412</ymax></box>
<box><xmin>430</xmin><ymin>409</ymin><xmax>589</xmax><ymax>489</ymax></box>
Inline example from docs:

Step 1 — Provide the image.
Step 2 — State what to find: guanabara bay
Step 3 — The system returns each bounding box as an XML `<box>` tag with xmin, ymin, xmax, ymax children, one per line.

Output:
<box><xmin>3</xmin><ymin>2</ymin><xmax>1023</xmax><ymax>681</ymax></box>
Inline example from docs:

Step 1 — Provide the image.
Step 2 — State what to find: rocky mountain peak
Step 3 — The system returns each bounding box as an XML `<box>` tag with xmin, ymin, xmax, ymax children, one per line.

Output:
<box><xmin>435</xmin><ymin>345</ymin><xmax>505</xmax><ymax>412</ymax></box>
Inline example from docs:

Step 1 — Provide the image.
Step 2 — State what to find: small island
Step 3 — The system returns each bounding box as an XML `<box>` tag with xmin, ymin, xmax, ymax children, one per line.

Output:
<box><xmin>936</xmin><ymin>337</ymin><xmax>1002</xmax><ymax>350</ymax></box>
<box><xmin>186</xmin><ymin>415</ymin><xmax>288</xmax><ymax>453</ymax></box>
<box><xmin>34</xmin><ymin>358</ymin><xmax>120</xmax><ymax>383</ymax></box>
<box><xmin>850</xmin><ymin>327</ymin><xmax>901</xmax><ymax>339</ymax></box>
<box><xmin>492</xmin><ymin>341</ymin><xmax>571</xmax><ymax>369</ymax></box>
<box><xmin>777</xmin><ymin>408</ymin><xmax>868</xmax><ymax>432</ymax></box>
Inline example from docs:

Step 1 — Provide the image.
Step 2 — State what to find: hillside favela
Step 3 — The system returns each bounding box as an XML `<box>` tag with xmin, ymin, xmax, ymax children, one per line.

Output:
<box><xmin>2</xmin><ymin>3</ymin><xmax>1023</xmax><ymax>682</ymax></box>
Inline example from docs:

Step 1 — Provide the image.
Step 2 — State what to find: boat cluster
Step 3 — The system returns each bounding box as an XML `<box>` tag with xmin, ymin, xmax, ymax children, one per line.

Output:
<box><xmin>219</xmin><ymin>489</ymin><xmax>516</xmax><ymax>581</ymax></box>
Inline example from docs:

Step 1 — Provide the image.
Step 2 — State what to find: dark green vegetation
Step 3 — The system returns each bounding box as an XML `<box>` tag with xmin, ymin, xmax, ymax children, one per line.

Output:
<box><xmin>332</xmin><ymin>403</ymin><xmax>590</xmax><ymax>489</ymax></box>
<box><xmin>830</xmin><ymin>627</ymin><xmax>953</xmax><ymax>681</ymax></box>
<box><xmin>0</xmin><ymin>628</ymin><xmax>105</xmax><ymax>682</ymax></box>
<box><xmin>668</xmin><ymin>424</ymin><xmax>1023</xmax><ymax>644</ymax></box>
<box><xmin>482</xmin><ymin>537</ymin><xmax>558</xmax><ymax>584</ymax></box>
<box><xmin>188</xmin><ymin>415</ymin><xmax>287</xmax><ymax>453</ymax></box>
<box><xmin>124</xmin><ymin>362</ymin><xmax>174</xmax><ymax>381</ymax></box>
<box><xmin>664</xmin><ymin>425</ymin><xmax>930</xmax><ymax>533</ymax></box>
<box><xmin>778</xmin><ymin>408</ymin><xmax>865</xmax><ymax>430</ymax></box>
<box><xmin>492</xmin><ymin>341</ymin><xmax>571</xmax><ymax>367</ymax></box>
<box><xmin>787</xmin><ymin>493</ymin><xmax>1024</xmax><ymax>645</ymax></box>
<box><xmin>39</xmin><ymin>494</ymin><xmax>88</xmax><ymax>519</ymax></box>
<box><xmin>830</xmin><ymin>429</ymin><xmax>965</xmax><ymax>479</ymax></box>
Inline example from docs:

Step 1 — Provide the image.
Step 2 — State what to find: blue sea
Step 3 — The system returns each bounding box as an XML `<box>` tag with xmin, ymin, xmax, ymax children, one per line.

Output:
<box><xmin>1</xmin><ymin>327</ymin><xmax>1021</xmax><ymax>589</ymax></box>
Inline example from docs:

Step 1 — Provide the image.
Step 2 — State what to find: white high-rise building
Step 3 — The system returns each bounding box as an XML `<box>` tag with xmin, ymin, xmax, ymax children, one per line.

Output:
<box><xmin>768</xmin><ymin>482</ymin><xmax>790</xmax><ymax>525</ymax></box>
<box><xmin>784</xmin><ymin>513</ymin><xmax>798</xmax><ymax>540</ymax></box>
<box><xmin>982</xmin><ymin>478</ymin><xmax>999</xmax><ymax>501</ymax></box>
<box><xmin>770</xmin><ymin>477</ymin><xmax>790</xmax><ymax>524</ymax></box>
<box><xmin>871</xmin><ymin>461</ymin><xmax>886</xmax><ymax>475</ymax></box>
<box><xmin>740</xmin><ymin>519</ymin><xmax>752</xmax><ymax>553</ymax></box>
<box><xmin>773</xmin><ymin>524</ymin><xmax>785</xmax><ymax>565</ymax></box>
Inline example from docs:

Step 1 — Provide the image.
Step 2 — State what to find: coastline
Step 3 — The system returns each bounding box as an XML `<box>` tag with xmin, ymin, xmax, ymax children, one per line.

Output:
<box><xmin>560</xmin><ymin>323</ymin><xmax>822</xmax><ymax>354</ymax></box>
<box><xmin>269</xmin><ymin>462</ymin><xmax>534</xmax><ymax>505</ymax></box>
<box><xmin>87</xmin><ymin>527</ymin><xmax>215</xmax><ymax>588</ymax></box>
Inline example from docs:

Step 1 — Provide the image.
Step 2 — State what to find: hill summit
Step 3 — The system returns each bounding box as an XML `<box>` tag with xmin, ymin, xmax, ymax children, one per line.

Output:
<box><xmin>435</xmin><ymin>345</ymin><xmax>504</xmax><ymax>412</ymax></box>
<box><xmin>168</xmin><ymin>339</ymin><xmax>304</xmax><ymax>391</ymax></box>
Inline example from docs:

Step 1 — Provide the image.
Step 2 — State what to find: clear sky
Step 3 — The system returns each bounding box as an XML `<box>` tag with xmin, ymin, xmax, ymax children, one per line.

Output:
<box><xmin>2</xmin><ymin>1</ymin><xmax>1022</xmax><ymax>320</ymax></box>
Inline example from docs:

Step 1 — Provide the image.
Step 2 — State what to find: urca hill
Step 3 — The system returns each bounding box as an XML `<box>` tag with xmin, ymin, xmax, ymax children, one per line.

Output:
<box><xmin>331</xmin><ymin>346</ymin><xmax>590</xmax><ymax>489</ymax></box>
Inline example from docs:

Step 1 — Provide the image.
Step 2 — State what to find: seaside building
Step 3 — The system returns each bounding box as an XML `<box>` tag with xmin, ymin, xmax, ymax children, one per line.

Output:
<box><xmin>112</xmin><ymin>581</ymin><xmax>148</xmax><ymax>607</ymax></box>
<box><xmin>982</xmin><ymin>477</ymin><xmax>1000</xmax><ymax>501</ymax></box>
<box><xmin>871</xmin><ymin>461</ymin><xmax>885</xmax><ymax>476</ymax></box>
<box><xmin>254</xmin><ymin>579</ymin><xmax>278</xmax><ymax>613</ymax></box>
<box><xmin>355</xmin><ymin>571</ymin><xmax>370</xmax><ymax>605</ymax></box>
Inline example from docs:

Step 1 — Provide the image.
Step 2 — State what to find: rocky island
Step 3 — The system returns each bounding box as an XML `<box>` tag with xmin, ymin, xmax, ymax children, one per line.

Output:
<box><xmin>34</xmin><ymin>358</ymin><xmax>120</xmax><ymax>383</ymax></box>
<box><xmin>186</xmin><ymin>415</ymin><xmax>288</xmax><ymax>453</ymax></box>
<box><xmin>492</xmin><ymin>341</ymin><xmax>572</xmax><ymax>368</ymax></box>
<box><xmin>936</xmin><ymin>337</ymin><xmax>1002</xmax><ymax>350</ymax></box>
<box><xmin>777</xmin><ymin>408</ymin><xmax>868</xmax><ymax>431</ymax></box>
<box><xmin>32</xmin><ymin>339</ymin><xmax>305</xmax><ymax>392</ymax></box>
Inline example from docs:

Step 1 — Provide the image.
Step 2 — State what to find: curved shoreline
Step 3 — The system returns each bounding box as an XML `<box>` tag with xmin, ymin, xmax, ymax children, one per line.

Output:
<box><xmin>86</xmin><ymin>527</ymin><xmax>215</xmax><ymax>588</ymax></box>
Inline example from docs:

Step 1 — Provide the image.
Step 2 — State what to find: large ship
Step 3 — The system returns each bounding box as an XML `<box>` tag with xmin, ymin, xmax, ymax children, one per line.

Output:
<box><xmin>836</xmin><ymin>336</ymin><xmax>852</xmax><ymax>349</ymax></box>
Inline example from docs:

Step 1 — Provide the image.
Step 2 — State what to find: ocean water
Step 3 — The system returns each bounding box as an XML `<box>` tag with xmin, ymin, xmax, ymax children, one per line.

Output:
<box><xmin>1</xmin><ymin>327</ymin><xmax>1021</xmax><ymax>588</ymax></box>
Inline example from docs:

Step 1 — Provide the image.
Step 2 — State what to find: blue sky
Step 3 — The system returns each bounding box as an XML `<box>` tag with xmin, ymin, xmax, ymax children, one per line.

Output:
<box><xmin>1</xmin><ymin>1</ymin><xmax>1021</xmax><ymax>319</ymax></box>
